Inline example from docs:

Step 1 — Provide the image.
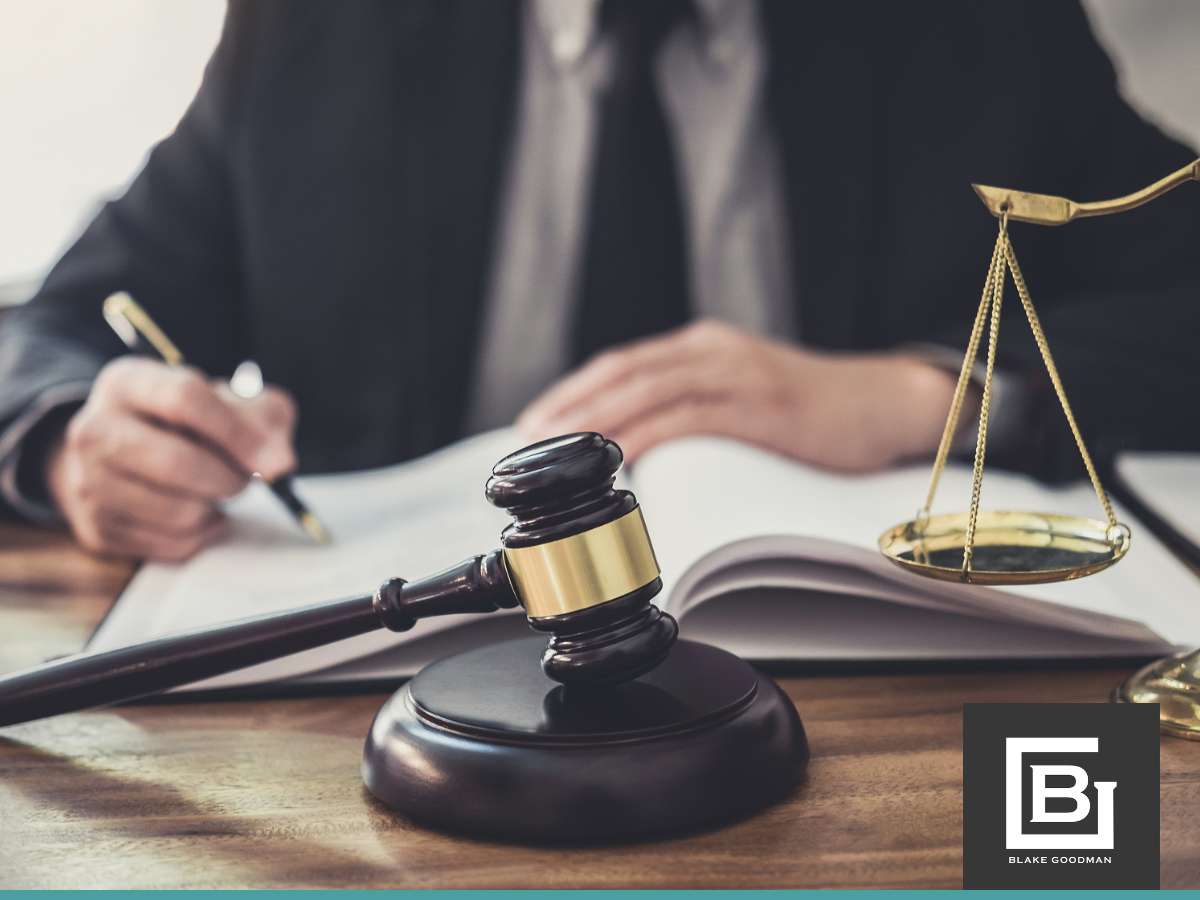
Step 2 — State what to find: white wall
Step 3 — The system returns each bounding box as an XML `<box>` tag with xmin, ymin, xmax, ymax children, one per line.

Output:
<box><xmin>0</xmin><ymin>1</ymin><xmax>1196</xmax><ymax>302</ymax></box>
<box><xmin>0</xmin><ymin>0</ymin><xmax>224</xmax><ymax>298</ymax></box>
<box><xmin>1084</xmin><ymin>0</ymin><xmax>1200</xmax><ymax>151</ymax></box>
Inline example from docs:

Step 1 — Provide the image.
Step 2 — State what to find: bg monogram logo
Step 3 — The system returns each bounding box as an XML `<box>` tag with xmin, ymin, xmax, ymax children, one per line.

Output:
<box><xmin>963</xmin><ymin>703</ymin><xmax>1158</xmax><ymax>889</ymax></box>
<box><xmin>1005</xmin><ymin>737</ymin><xmax>1116</xmax><ymax>850</ymax></box>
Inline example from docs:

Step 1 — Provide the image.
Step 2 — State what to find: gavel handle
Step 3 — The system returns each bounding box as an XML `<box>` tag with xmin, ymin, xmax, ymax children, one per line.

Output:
<box><xmin>0</xmin><ymin>550</ymin><xmax>517</xmax><ymax>727</ymax></box>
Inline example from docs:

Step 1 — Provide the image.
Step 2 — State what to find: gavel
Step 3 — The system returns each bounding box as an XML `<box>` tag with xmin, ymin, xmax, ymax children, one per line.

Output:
<box><xmin>0</xmin><ymin>433</ymin><xmax>678</xmax><ymax>727</ymax></box>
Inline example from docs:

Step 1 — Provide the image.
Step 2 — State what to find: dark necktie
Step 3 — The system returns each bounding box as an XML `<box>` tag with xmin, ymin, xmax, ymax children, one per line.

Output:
<box><xmin>571</xmin><ymin>0</ymin><xmax>693</xmax><ymax>365</ymax></box>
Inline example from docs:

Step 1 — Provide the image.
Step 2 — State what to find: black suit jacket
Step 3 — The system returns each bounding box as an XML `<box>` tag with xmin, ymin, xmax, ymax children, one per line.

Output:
<box><xmin>2</xmin><ymin>0</ymin><xmax>1198</xmax><ymax>509</ymax></box>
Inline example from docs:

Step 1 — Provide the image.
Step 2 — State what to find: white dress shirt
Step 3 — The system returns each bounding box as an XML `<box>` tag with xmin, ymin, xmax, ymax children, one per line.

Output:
<box><xmin>465</xmin><ymin>0</ymin><xmax>794</xmax><ymax>431</ymax></box>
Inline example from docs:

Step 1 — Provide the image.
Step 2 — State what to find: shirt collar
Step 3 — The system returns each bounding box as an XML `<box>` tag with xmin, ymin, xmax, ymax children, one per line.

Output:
<box><xmin>533</xmin><ymin>0</ymin><xmax>740</xmax><ymax>70</ymax></box>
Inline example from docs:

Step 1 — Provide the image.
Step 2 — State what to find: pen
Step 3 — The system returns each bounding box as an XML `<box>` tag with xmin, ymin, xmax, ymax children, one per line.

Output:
<box><xmin>101</xmin><ymin>291</ymin><xmax>331</xmax><ymax>544</ymax></box>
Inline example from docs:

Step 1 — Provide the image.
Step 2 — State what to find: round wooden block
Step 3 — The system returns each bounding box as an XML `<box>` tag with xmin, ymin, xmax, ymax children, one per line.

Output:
<box><xmin>362</xmin><ymin>637</ymin><xmax>808</xmax><ymax>842</ymax></box>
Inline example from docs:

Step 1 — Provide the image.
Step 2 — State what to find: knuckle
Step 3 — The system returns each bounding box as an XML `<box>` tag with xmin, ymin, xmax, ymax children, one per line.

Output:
<box><xmin>150</xmin><ymin>442</ymin><xmax>190</xmax><ymax>477</ymax></box>
<box><xmin>678</xmin><ymin>397</ymin><xmax>708</xmax><ymax>421</ymax></box>
<box><xmin>205</xmin><ymin>466</ymin><xmax>247</xmax><ymax>499</ymax></box>
<box><xmin>629</xmin><ymin>372</ymin><xmax>660</xmax><ymax>404</ymax></box>
<box><xmin>170</xmin><ymin>370</ymin><xmax>210</xmax><ymax>409</ymax></box>
<box><xmin>171</xmin><ymin>502</ymin><xmax>210</xmax><ymax>531</ymax></box>
<box><xmin>591</xmin><ymin>350</ymin><xmax>630</xmax><ymax>380</ymax></box>
<box><xmin>93</xmin><ymin>357</ymin><xmax>137</xmax><ymax>395</ymax></box>
<box><xmin>64</xmin><ymin>409</ymin><xmax>99</xmax><ymax>451</ymax></box>
<box><xmin>262</xmin><ymin>387</ymin><xmax>297</xmax><ymax>425</ymax></box>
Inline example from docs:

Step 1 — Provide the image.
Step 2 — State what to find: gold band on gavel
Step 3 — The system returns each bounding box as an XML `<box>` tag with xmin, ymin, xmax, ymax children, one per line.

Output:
<box><xmin>502</xmin><ymin>507</ymin><xmax>661</xmax><ymax>619</ymax></box>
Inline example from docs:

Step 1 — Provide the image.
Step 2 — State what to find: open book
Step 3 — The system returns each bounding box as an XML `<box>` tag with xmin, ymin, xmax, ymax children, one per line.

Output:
<box><xmin>88</xmin><ymin>429</ymin><xmax>1199</xmax><ymax>691</ymax></box>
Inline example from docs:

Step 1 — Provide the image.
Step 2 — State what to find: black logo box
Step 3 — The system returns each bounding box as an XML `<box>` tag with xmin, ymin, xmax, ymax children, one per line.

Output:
<box><xmin>963</xmin><ymin>702</ymin><xmax>1159</xmax><ymax>890</ymax></box>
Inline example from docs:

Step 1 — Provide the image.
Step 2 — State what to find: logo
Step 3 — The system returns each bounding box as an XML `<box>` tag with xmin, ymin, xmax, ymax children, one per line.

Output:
<box><xmin>1005</xmin><ymin>737</ymin><xmax>1115</xmax><ymax>849</ymax></box>
<box><xmin>963</xmin><ymin>703</ymin><xmax>1159</xmax><ymax>889</ymax></box>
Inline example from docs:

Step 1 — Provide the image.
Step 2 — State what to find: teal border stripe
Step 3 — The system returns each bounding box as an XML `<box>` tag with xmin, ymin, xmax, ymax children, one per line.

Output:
<box><xmin>0</xmin><ymin>891</ymin><xmax>1188</xmax><ymax>898</ymax></box>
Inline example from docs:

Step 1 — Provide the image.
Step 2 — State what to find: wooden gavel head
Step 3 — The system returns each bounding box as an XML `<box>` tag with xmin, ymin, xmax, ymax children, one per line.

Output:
<box><xmin>485</xmin><ymin>433</ymin><xmax>678</xmax><ymax>686</ymax></box>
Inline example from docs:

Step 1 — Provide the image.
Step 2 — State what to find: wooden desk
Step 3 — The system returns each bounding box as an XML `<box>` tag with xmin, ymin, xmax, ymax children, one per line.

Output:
<box><xmin>1</xmin><ymin>523</ymin><xmax>1198</xmax><ymax>889</ymax></box>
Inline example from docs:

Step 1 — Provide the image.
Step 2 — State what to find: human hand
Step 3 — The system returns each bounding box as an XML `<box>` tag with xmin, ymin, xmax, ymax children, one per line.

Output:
<box><xmin>518</xmin><ymin>320</ymin><xmax>963</xmax><ymax>470</ymax></box>
<box><xmin>45</xmin><ymin>357</ymin><xmax>297</xmax><ymax>561</ymax></box>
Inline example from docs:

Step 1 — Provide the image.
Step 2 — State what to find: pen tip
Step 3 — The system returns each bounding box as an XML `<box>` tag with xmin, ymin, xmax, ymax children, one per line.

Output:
<box><xmin>300</xmin><ymin>511</ymin><xmax>332</xmax><ymax>544</ymax></box>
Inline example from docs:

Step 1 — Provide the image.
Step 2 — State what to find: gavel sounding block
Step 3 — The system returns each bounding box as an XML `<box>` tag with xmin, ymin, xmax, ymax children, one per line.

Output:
<box><xmin>362</xmin><ymin>637</ymin><xmax>808</xmax><ymax>842</ymax></box>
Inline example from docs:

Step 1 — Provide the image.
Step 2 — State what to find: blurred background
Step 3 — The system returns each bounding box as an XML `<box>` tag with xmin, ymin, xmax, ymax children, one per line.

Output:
<box><xmin>1</xmin><ymin>0</ymin><xmax>1198</xmax><ymax>310</ymax></box>
<box><xmin>0</xmin><ymin>0</ymin><xmax>223</xmax><ymax>305</ymax></box>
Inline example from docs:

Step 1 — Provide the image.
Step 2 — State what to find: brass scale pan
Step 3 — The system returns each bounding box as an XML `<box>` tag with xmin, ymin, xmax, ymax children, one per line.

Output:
<box><xmin>879</xmin><ymin>510</ymin><xmax>1130</xmax><ymax>586</ymax></box>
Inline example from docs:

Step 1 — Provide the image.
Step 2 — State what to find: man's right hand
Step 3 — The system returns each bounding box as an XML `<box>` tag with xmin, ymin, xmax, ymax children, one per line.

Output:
<box><xmin>45</xmin><ymin>357</ymin><xmax>297</xmax><ymax>561</ymax></box>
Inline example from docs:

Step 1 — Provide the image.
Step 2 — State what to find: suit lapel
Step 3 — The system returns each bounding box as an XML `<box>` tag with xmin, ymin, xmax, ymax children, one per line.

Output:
<box><xmin>762</xmin><ymin>0</ymin><xmax>878</xmax><ymax>349</ymax></box>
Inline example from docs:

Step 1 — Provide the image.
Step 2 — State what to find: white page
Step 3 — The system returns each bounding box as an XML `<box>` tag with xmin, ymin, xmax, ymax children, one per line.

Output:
<box><xmin>633</xmin><ymin>436</ymin><xmax>1200</xmax><ymax>646</ymax></box>
<box><xmin>88</xmin><ymin>428</ymin><xmax>522</xmax><ymax>689</ymax></box>
<box><xmin>1116</xmin><ymin>453</ymin><xmax>1200</xmax><ymax>548</ymax></box>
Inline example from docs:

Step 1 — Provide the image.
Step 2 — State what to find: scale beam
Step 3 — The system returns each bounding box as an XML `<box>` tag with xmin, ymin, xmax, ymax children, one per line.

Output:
<box><xmin>972</xmin><ymin>158</ymin><xmax>1200</xmax><ymax>225</ymax></box>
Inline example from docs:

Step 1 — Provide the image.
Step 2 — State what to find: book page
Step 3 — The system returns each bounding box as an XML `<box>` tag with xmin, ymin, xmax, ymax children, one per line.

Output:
<box><xmin>631</xmin><ymin>436</ymin><xmax>1200</xmax><ymax>646</ymax></box>
<box><xmin>681</xmin><ymin>588</ymin><xmax>1171</xmax><ymax>662</ymax></box>
<box><xmin>88</xmin><ymin>428</ymin><xmax>523</xmax><ymax>689</ymax></box>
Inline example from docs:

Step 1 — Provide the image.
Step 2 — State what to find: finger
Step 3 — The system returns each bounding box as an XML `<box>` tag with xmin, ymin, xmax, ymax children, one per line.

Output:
<box><xmin>519</xmin><ymin>323</ymin><xmax>716</xmax><ymax>431</ymax></box>
<box><xmin>97</xmin><ymin>511</ymin><xmax>230</xmax><ymax>563</ymax></box>
<box><xmin>213</xmin><ymin>383</ymin><xmax>298</xmax><ymax>479</ymax></box>
<box><xmin>99</xmin><ymin>414</ymin><xmax>250</xmax><ymax>500</ymax></box>
<box><xmin>251</xmin><ymin>385</ymin><xmax>297</xmax><ymax>433</ymax></box>
<box><xmin>213</xmin><ymin>382</ymin><xmax>297</xmax><ymax>433</ymax></box>
<box><xmin>611</xmin><ymin>398</ymin><xmax>755</xmax><ymax>463</ymax></box>
<box><xmin>530</xmin><ymin>360</ymin><xmax>738</xmax><ymax>438</ymax></box>
<box><xmin>99</xmin><ymin>359</ymin><xmax>287</xmax><ymax>476</ymax></box>
<box><xmin>87</xmin><ymin>467</ymin><xmax>222</xmax><ymax>536</ymax></box>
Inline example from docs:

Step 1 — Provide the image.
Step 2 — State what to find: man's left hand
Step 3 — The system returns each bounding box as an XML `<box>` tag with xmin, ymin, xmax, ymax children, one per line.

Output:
<box><xmin>518</xmin><ymin>320</ymin><xmax>962</xmax><ymax>471</ymax></box>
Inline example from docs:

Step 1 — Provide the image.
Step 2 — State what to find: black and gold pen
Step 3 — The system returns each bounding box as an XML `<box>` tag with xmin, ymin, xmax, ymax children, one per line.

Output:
<box><xmin>101</xmin><ymin>291</ymin><xmax>331</xmax><ymax>544</ymax></box>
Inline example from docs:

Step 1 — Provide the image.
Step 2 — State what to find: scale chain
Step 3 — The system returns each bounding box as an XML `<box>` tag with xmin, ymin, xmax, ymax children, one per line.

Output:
<box><xmin>919</xmin><ymin>229</ymin><xmax>1005</xmax><ymax>524</ymax></box>
<box><xmin>1001</xmin><ymin>235</ymin><xmax>1118</xmax><ymax>530</ymax></box>
<box><xmin>961</xmin><ymin>218</ymin><xmax>1008</xmax><ymax>576</ymax></box>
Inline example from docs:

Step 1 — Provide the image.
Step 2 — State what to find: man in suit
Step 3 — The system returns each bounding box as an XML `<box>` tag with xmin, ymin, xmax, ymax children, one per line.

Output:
<box><xmin>1</xmin><ymin>0</ymin><xmax>1197</xmax><ymax>560</ymax></box>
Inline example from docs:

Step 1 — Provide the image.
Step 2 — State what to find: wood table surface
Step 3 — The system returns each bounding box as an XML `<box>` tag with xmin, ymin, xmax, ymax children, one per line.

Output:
<box><xmin>1</xmin><ymin>522</ymin><xmax>1198</xmax><ymax>889</ymax></box>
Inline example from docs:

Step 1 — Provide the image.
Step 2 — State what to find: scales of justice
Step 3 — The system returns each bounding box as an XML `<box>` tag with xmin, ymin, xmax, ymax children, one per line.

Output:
<box><xmin>878</xmin><ymin>157</ymin><xmax>1200</xmax><ymax>740</ymax></box>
